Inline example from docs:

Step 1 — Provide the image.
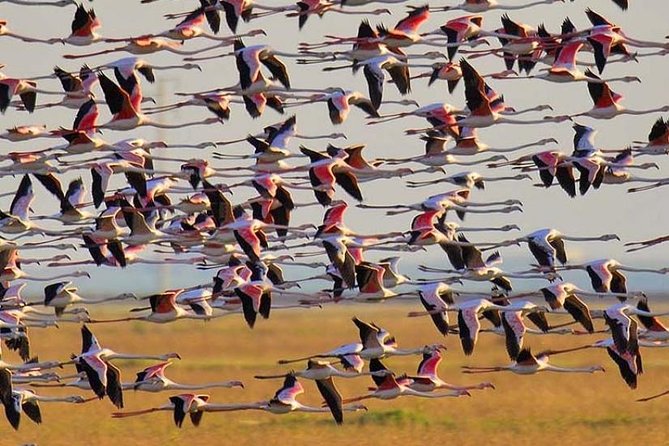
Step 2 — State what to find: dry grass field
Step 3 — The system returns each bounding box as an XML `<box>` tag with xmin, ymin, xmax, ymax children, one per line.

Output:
<box><xmin>6</xmin><ymin>303</ymin><xmax>669</xmax><ymax>446</ymax></box>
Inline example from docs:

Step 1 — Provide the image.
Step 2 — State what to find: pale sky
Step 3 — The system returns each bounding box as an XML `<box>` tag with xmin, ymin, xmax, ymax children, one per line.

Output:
<box><xmin>1</xmin><ymin>0</ymin><xmax>669</xmax><ymax>298</ymax></box>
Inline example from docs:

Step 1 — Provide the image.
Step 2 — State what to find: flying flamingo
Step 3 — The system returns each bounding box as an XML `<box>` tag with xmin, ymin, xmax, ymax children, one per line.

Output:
<box><xmin>632</xmin><ymin>117</ymin><xmax>668</xmax><ymax>155</ymax></box>
<box><xmin>254</xmin><ymin>359</ymin><xmax>385</xmax><ymax>422</ymax></box>
<box><xmin>2</xmin><ymin>0</ymin><xmax>75</xmax><ymax>7</ymax></box>
<box><xmin>279</xmin><ymin>0</ymin><xmax>390</xmax><ymax>30</ymax></box>
<box><xmin>407</xmin><ymin>171</ymin><xmax>531</xmax><ymax>188</ymax></box>
<box><xmin>419</xmin><ymin>236</ymin><xmax>556</xmax><ymax>292</ymax></box>
<box><xmin>498</xmin><ymin>228</ymin><xmax>620</xmax><ymax>270</ymax></box>
<box><xmin>128</xmin><ymin>361</ymin><xmax>244</xmax><ymax>392</ymax></box>
<box><xmin>341</xmin><ymin>357</ymin><xmax>470</xmax><ymax>403</ymax></box>
<box><xmin>112</xmin><ymin>393</ymin><xmax>233</xmax><ymax>427</ymax></box>
<box><xmin>452</xmin><ymin>58</ymin><xmax>565</xmax><ymax>128</ymax></box>
<box><xmin>114</xmin><ymin>375</ymin><xmax>365</xmax><ymax>425</ymax></box>
<box><xmin>229</xmin><ymin>262</ymin><xmax>322</xmax><ymax>328</ymax></box>
<box><xmin>403</xmin><ymin>345</ymin><xmax>495</xmax><ymax>392</ymax></box>
<box><xmin>0</xmin><ymin>368</ymin><xmax>85</xmax><ymax>430</ymax></box>
<box><xmin>548</xmin><ymin>71</ymin><xmax>669</xmax><ymax>121</ymax></box>
<box><xmin>496</xmin><ymin>41</ymin><xmax>641</xmax><ymax>84</ymax></box>
<box><xmin>42</xmin><ymin>281</ymin><xmax>136</xmax><ymax>316</ymax></box>
<box><xmin>565</xmin><ymin>338</ymin><xmax>642</xmax><ymax>389</ymax></box>
<box><xmin>509</xmin><ymin>282</ymin><xmax>599</xmax><ymax>333</ymax></box>
<box><xmin>63</xmin><ymin>35</ymin><xmax>238</xmax><ymax>60</ymax></box>
<box><xmin>461</xmin><ymin>346</ymin><xmax>605</xmax><ymax>375</ymax></box>
<box><xmin>0</xmin><ymin>78</ymin><xmax>39</xmax><ymax>114</ymax></box>
<box><xmin>65</xmin><ymin>325</ymin><xmax>181</xmax><ymax>406</ymax></box>
<box><xmin>552</xmin><ymin>259</ymin><xmax>667</xmax><ymax>294</ymax></box>
<box><xmin>165</xmin><ymin>0</ymin><xmax>287</xmax><ymax>33</ymax></box>
<box><xmin>289</xmin><ymin>88</ymin><xmax>380</xmax><ymax>124</ymax></box>
<box><xmin>410</xmin><ymin>281</ymin><xmax>455</xmax><ymax>335</ymax></box>
<box><xmin>255</xmin><ymin>358</ymin><xmax>386</xmax><ymax>381</ymax></box>
<box><xmin>323</xmin><ymin>54</ymin><xmax>412</xmax><ymax>110</ymax></box>
<box><xmin>385</xmin><ymin>128</ymin><xmax>556</xmax><ymax>161</ymax></box>
<box><xmin>358</xmin><ymin>188</ymin><xmax>523</xmax><ymax>217</ymax></box>
<box><xmin>278</xmin><ymin>317</ymin><xmax>441</xmax><ymax>363</ymax></box>
<box><xmin>634</xmin><ymin>299</ymin><xmax>669</xmax><ymax>342</ymax></box>
<box><xmin>92</xmin><ymin>71</ymin><xmax>222</xmax><ymax>131</ymax></box>
<box><xmin>89</xmin><ymin>289</ymin><xmax>232</xmax><ymax>324</ymax></box>
<box><xmin>432</xmin><ymin>0</ymin><xmax>565</xmax><ymax>13</ymax></box>
<box><xmin>596</xmin><ymin>302</ymin><xmax>669</xmax><ymax>354</ymax></box>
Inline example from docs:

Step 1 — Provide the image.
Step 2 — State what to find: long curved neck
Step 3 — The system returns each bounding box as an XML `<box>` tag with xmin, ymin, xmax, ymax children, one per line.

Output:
<box><xmin>205</xmin><ymin>402</ymin><xmax>265</xmax><ymax>412</ymax></box>
<box><xmin>33</xmin><ymin>394</ymin><xmax>77</xmax><ymax>402</ymax></box>
<box><xmin>618</xmin><ymin>265</ymin><xmax>664</xmax><ymax>274</ymax></box>
<box><xmin>499</xmin><ymin>116</ymin><xmax>556</xmax><ymax>125</ymax></box>
<box><xmin>108</xmin><ymin>353</ymin><xmax>169</xmax><ymax>361</ymax></box>
<box><xmin>561</xmin><ymin>235</ymin><xmax>606</xmax><ymax>242</ymax></box>
<box><xmin>295</xmin><ymin>403</ymin><xmax>329</xmax><ymax>414</ymax></box>
<box><xmin>147</xmin><ymin>118</ymin><xmax>213</xmax><ymax>129</ymax></box>
<box><xmin>626</xmin><ymin>107</ymin><xmax>668</xmax><ymax>116</ymax></box>
<box><xmin>391</xmin><ymin>346</ymin><xmax>425</xmax><ymax>356</ymax></box>
<box><xmin>544</xmin><ymin>365</ymin><xmax>600</xmax><ymax>373</ymax></box>
<box><xmin>170</xmin><ymin>42</ymin><xmax>230</xmax><ymax>56</ymax></box>
<box><xmin>168</xmin><ymin>382</ymin><xmax>233</xmax><ymax>390</ymax></box>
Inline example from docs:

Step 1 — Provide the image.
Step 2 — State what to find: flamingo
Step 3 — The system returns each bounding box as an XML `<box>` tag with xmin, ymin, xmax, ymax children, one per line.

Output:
<box><xmin>509</xmin><ymin>282</ymin><xmax>599</xmax><ymax>333</ymax></box>
<box><xmin>501</xmin><ymin>228</ymin><xmax>620</xmax><ymax>270</ymax></box>
<box><xmin>65</xmin><ymin>326</ymin><xmax>181</xmax><ymax>407</ymax></box>
<box><xmin>111</xmin><ymin>393</ymin><xmax>233</xmax><ymax>427</ymax></box>
<box><xmin>358</xmin><ymin>188</ymin><xmax>523</xmax><ymax>217</ymax></box>
<box><xmin>255</xmin><ymin>358</ymin><xmax>385</xmax><ymax>381</ymax></box>
<box><xmin>283</xmin><ymin>0</ymin><xmax>391</xmax><ymax>30</ymax></box>
<box><xmin>451</xmin><ymin>299</ymin><xmax>552</xmax><ymax>355</ymax></box>
<box><xmin>289</xmin><ymin>88</ymin><xmax>380</xmax><ymax>124</ymax></box>
<box><xmin>462</xmin><ymin>346</ymin><xmax>605</xmax><ymax>375</ymax></box>
<box><xmin>403</xmin><ymin>346</ymin><xmax>495</xmax><ymax>392</ymax></box>
<box><xmin>496</xmin><ymin>40</ymin><xmax>641</xmax><ymax>84</ymax></box>
<box><xmin>410</xmin><ymin>281</ymin><xmax>455</xmax><ymax>335</ymax></box>
<box><xmin>384</xmin><ymin>128</ymin><xmax>556</xmax><ymax>161</ymax></box>
<box><xmin>633</xmin><ymin>117</ymin><xmax>669</xmax><ymax>155</ymax></box>
<box><xmin>342</xmin><ymin>358</ymin><xmax>470</xmax><ymax>403</ymax></box>
<box><xmin>2</xmin><ymin>0</ymin><xmax>75</xmax><ymax>6</ymax></box>
<box><xmin>299</xmin><ymin>146</ymin><xmax>363</xmax><ymax>206</ymax></box>
<box><xmin>549</xmin><ymin>71</ymin><xmax>669</xmax><ymax>121</ymax></box>
<box><xmin>42</xmin><ymin>281</ymin><xmax>136</xmax><ymax>316</ymax></box>
<box><xmin>185</xmin><ymin>39</ymin><xmax>294</xmax><ymax>90</ymax></box>
<box><xmin>567</xmin><ymin>338</ymin><xmax>642</xmax><ymax>389</ymax></box>
<box><xmin>89</xmin><ymin>289</ymin><xmax>231</xmax><ymax>324</ymax></box>
<box><xmin>419</xmin><ymin>235</ymin><xmax>556</xmax><ymax>292</ymax></box>
<box><xmin>434</xmin><ymin>0</ymin><xmax>565</xmax><ymax>13</ymax></box>
<box><xmin>129</xmin><ymin>361</ymin><xmax>244</xmax><ymax>392</ymax></box>
<box><xmin>407</xmin><ymin>171</ymin><xmax>531</xmax><ymax>188</ymax></box>
<box><xmin>23</xmin><ymin>65</ymin><xmax>99</xmax><ymax>111</ymax></box>
<box><xmin>634</xmin><ymin>299</ymin><xmax>669</xmax><ymax>342</ymax></box>
<box><xmin>115</xmin><ymin>375</ymin><xmax>365</xmax><ymax>424</ymax></box>
<box><xmin>92</xmin><ymin>71</ymin><xmax>222</xmax><ymax>131</ymax></box>
<box><xmin>452</xmin><ymin>58</ymin><xmax>565</xmax><ymax>128</ymax></box>
<box><xmin>596</xmin><ymin>302</ymin><xmax>669</xmax><ymax>354</ymax></box>
<box><xmin>0</xmin><ymin>78</ymin><xmax>39</xmax><ymax>114</ymax></box>
<box><xmin>165</xmin><ymin>0</ymin><xmax>287</xmax><ymax>33</ymax></box>
<box><xmin>278</xmin><ymin>317</ymin><xmax>440</xmax><ymax>363</ymax></box>
<box><xmin>323</xmin><ymin>54</ymin><xmax>412</xmax><ymax>110</ymax></box>
<box><xmin>553</xmin><ymin>259</ymin><xmax>666</xmax><ymax>294</ymax></box>
<box><xmin>63</xmin><ymin>36</ymin><xmax>233</xmax><ymax>60</ymax></box>
<box><xmin>422</xmin><ymin>15</ymin><xmax>486</xmax><ymax>61</ymax></box>
<box><xmin>0</xmin><ymin>368</ymin><xmax>85</xmax><ymax>430</ymax></box>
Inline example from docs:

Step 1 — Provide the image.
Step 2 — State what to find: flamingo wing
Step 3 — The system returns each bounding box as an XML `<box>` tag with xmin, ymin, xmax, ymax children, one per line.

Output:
<box><xmin>316</xmin><ymin>377</ymin><xmax>344</xmax><ymax>424</ymax></box>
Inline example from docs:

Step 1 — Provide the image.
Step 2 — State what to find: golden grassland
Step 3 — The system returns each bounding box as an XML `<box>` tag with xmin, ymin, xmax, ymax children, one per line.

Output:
<box><xmin>6</xmin><ymin>303</ymin><xmax>669</xmax><ymax>446</ymax></box>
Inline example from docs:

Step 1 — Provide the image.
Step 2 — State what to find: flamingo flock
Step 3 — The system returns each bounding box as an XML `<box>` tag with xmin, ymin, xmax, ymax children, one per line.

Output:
<box><xmin>1</xmin><ymin>0</ymin><xmax>669</xmax><ymax>434</ymax></box>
